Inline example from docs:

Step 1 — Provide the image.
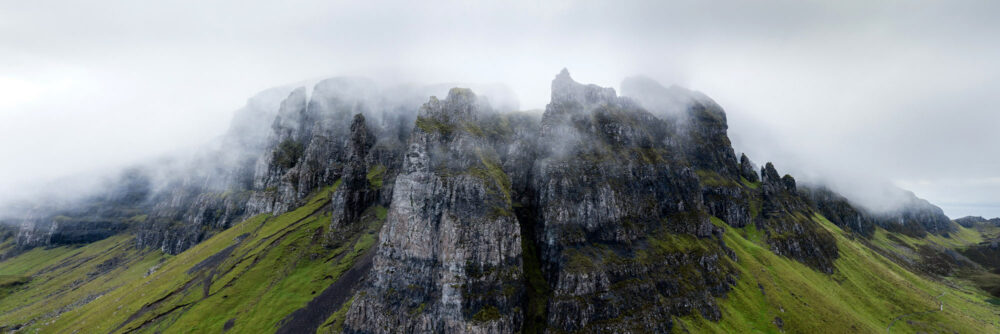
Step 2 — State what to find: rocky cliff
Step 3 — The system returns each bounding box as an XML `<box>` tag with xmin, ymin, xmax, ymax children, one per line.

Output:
<box><xmin>344</xmin><ymin>88</ymin><xmax>524</xmax><ymax>333</ymax></box>
<box><xmin>802</xmin><ymin>185</ymin><xmax>955</xmax><ymax>239</ymax></box>
<box><xmin>132</xmin><ymin>79</ymin><xmax>423</xmax><ymax>254</ymax></box>
<box><xmin>955</xmin><ymin>216</ymin><xmax>1000</xmax><ymax>228</ymax></box>
<box><xmin>342</xmin><ymin>70</ymin><xmax>845</xmax><ymax>332</ymax></box>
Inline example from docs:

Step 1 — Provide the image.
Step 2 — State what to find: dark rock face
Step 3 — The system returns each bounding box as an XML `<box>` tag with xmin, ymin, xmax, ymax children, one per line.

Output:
<box><xmin>955</xmin><ymin>216</ymin><xmax>987</xmax><ymax>227</ymax></box>
<box><xmin>869</xmin><ymin>195</ymin><xmax>954</xmax><ymax>237</ymax></box>
<box><xmin>955</xmin><ymin>216</ymin><xmax>1000</xmax><ymax>228</ymax></box>
<box><xmin>622</xmin><ymin>76</ymin><xmax>752</xmax><ymax>230</ymax></box>
<box><xmin>757</xmin><ymin>163</ymin><xmax>839</xmax><ymax>274</ymax></box>
<box><xmin>962</xmin><ymin>241</ymin><xmax>1000</xmax><ymax>274</ymax></box>
<box><xmin>4</xmin><ymin>168</ymin><xmax>151</xmax><ymax>251</ymax></box>
<box><xmin>15</xmin><ymin>219</ymin><xmax>126</xmax><ymax>248</ymax></box>
<box><xmin>345</xmin><ymin>89</ymin><xmax>523</xmax><ymax>333</ymax></box>
<box><xmin>134</xmin><ymin>78</ymin><xmax>421</xmax><ymax>254</ymax></box>
<box><xmin>136</xmin><ymin>187</ymin><xmax>253</xmax><ymax>254</ymax></box>
<box><xmin>620</xmin><ymin>75</ymin><xmax>740</xmax><ymax>179</ymax></box>
<box><xmin>329</xmin><ymin>113</ymin><xmax>377</xmax><ymax>231</ymax></box>
<box><xmin>343</xmin><ymin>71</ymin><xmax>820</xmax><ymax>332</ymax></box>
<box><xmin>524</xmin><ymin>70</ymin><xmax>737</xmax><ymax>332</ymax></box>
<box><xmin>739</xmin><ymin>153</ymin><xmax>759</xmax><ymax>183</ymax></box>
<box><xmin>800</xmin><ymin>185</ymin><xmax>955</xmax><ymax>239</ymax></box>
<box><xmin>801</xmin><ymin>186</ymin><xmax>876</xmax><ymax>238</ymax></box>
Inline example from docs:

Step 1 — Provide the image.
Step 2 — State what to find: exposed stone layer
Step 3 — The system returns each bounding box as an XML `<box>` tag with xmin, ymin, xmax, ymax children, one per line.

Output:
<box><xmin>345</xmin><ymin>89</ymin><xmax>523</xmax><ymax>333</ymax></box>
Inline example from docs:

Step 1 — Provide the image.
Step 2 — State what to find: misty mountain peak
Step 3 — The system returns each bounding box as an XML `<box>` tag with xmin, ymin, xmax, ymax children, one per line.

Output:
<box><xmin>550</xmin><ymin>68</ymin><xmax>618</xmax><ymax>106</ymax></box>
<box><xmin>271</xmin><ymin>87</ymin><xmax>309</xmax><ymax>139</ymax></box>
<box><xmin>417</xmin><ymin>87</ymin><xmax>488</xmax><ymax>126</ymax></box>
<box><xmin>445</xmin><ymin>87</ymin><xmax>476</xmax><ymax>106</ymax></box>
<box><xmin>556</xmin><ymin>67</ymin><xmax>571</xmax><ymax>80</ymax></box>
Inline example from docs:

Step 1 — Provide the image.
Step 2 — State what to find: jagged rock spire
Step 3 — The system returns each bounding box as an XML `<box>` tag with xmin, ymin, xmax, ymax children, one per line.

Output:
<box><xmin>739</xmin><ymin>153</ymin><xmax>759</xmax><ymax>182</ymax></box>
<box><xmin>761</xmin><ymin>162</ymin><xmax>781</xmax><ymax>184</ymax></box>
<box><xmin>330</xmin><ymin>113</ymin><xmax>376</xmax><ymax>231</ymax></box>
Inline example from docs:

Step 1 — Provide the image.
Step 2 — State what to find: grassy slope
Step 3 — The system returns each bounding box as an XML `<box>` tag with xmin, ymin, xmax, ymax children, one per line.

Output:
<box><xmin>0</xmin><ymin>235</ymin><xmax>169</xmax><ymax>330</ymax></box>
<box><xmin>0</xmin><ymin>180</ymin><xmax>385</xmax><ymax>333</ymax></box>
<box><xmin>674</xmin><ymin>215</ymin><xmax>1000</xmax><ymax>333</ymax></box>
<box><xmin>870</xmin><ymin>222</ymin><xmax>983</xmax><ymax>253</ymax></box>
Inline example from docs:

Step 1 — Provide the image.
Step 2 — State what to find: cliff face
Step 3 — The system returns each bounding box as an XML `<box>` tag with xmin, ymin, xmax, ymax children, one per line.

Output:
<box><xmin>521</xmin><ymin>70</ymin><xmax>738</xmax><ymax>332</ymax></box>
<box><xmin>956</xmin><ymin>216</ymin><xmax>1000</xmax><ymax>228</ymax></box>
<box><xmin>802</xmin><ymin>185</ymin><xmax>955</xmax><ymax>239</ymax></box>
<box><xmin>132</xmin><ymin>78</ymin><xmax>419</xmax><ymax>254</ymax></box>
<box><xmin>345</xmin><ymin>89</ymin><xmax>524</xmax><ymax>333</ymax></box>
<box><xmin>756</xmin><ymin>163</ymin><xmax>839</xmax><ymax>274</ymax></box>
<box><xmin>338</xmin><ymin>71</ymin><xmax>847</xmax><ymax>332</ymax></box>
<box><xmin>800</xmin><ymin>186</ymin><xmax>876</xmax><ymax>238</ymax></box>
<box><xmin>869</xmin><ymin>195</ymin><xmax>954</xmax><ymax>236</ymax></box>
<box><xmin>3</xmin><ymin>168</ymin><xmax>150</xmax><ymax>251</ymax></box>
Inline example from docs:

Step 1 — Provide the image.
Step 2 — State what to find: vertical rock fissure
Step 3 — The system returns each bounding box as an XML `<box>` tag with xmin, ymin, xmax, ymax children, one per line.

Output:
<box><xmin>515</xmin><ymin>198</ymin><xmax>550</xmax><ymax>333</ymax></box>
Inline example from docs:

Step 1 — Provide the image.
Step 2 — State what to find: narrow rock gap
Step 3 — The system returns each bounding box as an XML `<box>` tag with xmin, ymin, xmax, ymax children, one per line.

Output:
<box><xmin>515</xmin><ymin>198</ymin><xmax>550</xmax><ymax>333</ymax></box>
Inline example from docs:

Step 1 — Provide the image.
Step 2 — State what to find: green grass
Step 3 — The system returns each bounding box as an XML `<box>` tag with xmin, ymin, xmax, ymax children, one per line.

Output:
<box><xmin>0</xmin><ymin>180</ymin><xmax>388</xmax><ymax>333</ymax></box>
<box><xmin>469</xmin><ymin>149</ymin><xmax>513</xmax><ymax>204</ymax></box>
<box><xmin>472</xmin><ymin>305</ymin><xmax>502</xmax><ymax>322</ymax></box>
<box><xmin>415</xmin><ymin>116</ymin><xmax>456</xmax><ymax>135</ymax></box>
<box><xmin>869</xmin><ymin>222</ymin><xmax>984</xmax><ymax>267</ymax></box>
<box><xmin>696</xmin><ymin>169</ymin><xmax>739</xmax><ymax>188</ymax></box>
<box><xmin>673</xmin><ymin>214</ymin><xmax>1000</xmax><ymax>333</ymax></box>
<box><xmin>645</xmin><ymin>217</ymin><xmax>712</xmax><ymax>253</ymax></box>
<box><xmin>0</xmin><ymin>234</ymin><xmax>169</xmax><ymax>329</ymax></box>
<box><xmin>740</xmin><ymin>177</ymin><xmax>760</xmax><ymax>190</ymax></box>
<box><xmin>366</xmin><ymin>164</ymin><xmax>387</xmax><ymax>190</ymax></box>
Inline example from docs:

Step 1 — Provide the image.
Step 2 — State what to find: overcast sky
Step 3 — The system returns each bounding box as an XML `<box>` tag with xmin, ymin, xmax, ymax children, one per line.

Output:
<box><xmin>1</xmin><ymin>0</ymin><xmax>998</xmax><ymax>218</ymax></box>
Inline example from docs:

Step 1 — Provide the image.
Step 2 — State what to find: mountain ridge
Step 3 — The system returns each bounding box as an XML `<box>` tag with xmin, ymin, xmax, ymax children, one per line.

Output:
<box><xmin>0</xmin><ymin>70</ymin><xmax>997</xmax><ymax>333</ymax></box>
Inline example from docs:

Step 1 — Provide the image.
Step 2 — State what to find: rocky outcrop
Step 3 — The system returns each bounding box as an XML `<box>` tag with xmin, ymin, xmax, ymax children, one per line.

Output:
<box><xmin>338</xmin><ymin>71</ymin><xmax>854</xmax><ymax>332</ymax></box>
<box><xmin>800</xmin><ymin>185</ymin><xmax>955</xmax><ymax>239</ymax></box>
<box><xmin>134</xmin><ymin>78</ymin><xmax>421</xmax><ymax>254</ymax></box>
<box><xmin>956</xmin><ymin>216</ymin><xmax>1000</xmax><ymax>228</ymax></box>
<box><xmin>3</xmin><ymin>168</ymin><xmax>150</xmax><ymax>252</ymax></box>
<box><xmin>524</xmin><ymin>70</ymin><xmax>737</xmax><ymax>332</ymax></box>
<box><xmin>344</xmin><ymin>89</ymin><xmax>524</xmax><ymax>333</ymax></box>
<box><xmin>873</xmin><ymin>197</ymin><xmax>955</xmax><ymax>237</ymax></box>
<box><xmin>868</xmin><ymin>195</ymin><xmax>954</xmax><ymax>237</ymax></box>
<box><xmin>329</xmin><ymin>114</ymin><xmax>377</xmax><ymax>231</ymax></box>
<box><xmin>739</xmin><ymin>153</ymin><xmax>759</xmax><ymax>183</ymax></box>
<box><xmin>800</xmin><ymin>186</ymin><xmax>875</xmax><ymax>238</ymax></box>
<box><xmin>757</xmin><ymin>163</ymin><xmax>839</xmax><ymax>274</ymax></box>
<box><xmin>622</xmin><ymin>76</ymin><xmax>752</xmax><ymax>229</ymax></box>
<box><xmin>136</xmin><ymin>188</ymin><xmax>252</xmax><ymax>254</ymax></box>
<box><xmin>14</xmin><ymin>218</ymin><xmax>125</xmax><ymax>249</ymax></box>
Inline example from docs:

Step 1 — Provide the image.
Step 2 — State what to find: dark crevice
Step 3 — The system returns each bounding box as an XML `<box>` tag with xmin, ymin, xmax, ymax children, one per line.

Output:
<box><xmin>515</xmin><ymin>200</ymin><xmax>550</xmax><ymax>334</ymax></box>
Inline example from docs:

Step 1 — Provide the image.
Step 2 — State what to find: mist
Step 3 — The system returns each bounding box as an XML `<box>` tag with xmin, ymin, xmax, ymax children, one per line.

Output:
<box><xmin>2</xmin><ymin>1</ymin><xmax>999</xmax><ymax>218</ymax></box>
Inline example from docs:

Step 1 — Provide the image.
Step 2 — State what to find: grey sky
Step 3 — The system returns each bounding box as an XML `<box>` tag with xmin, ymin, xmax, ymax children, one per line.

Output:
<box><xmin>1</xmin><ymin>1</ymin><xmax>998</xmax><ymax>217</ymax></box>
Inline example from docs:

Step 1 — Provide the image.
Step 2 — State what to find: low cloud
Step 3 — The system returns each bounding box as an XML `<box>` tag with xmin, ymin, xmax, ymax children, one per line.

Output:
<box><xmin>2</xmin><ymin>1</ymin><xmax>998</xmax><ymax>218</ymax></box>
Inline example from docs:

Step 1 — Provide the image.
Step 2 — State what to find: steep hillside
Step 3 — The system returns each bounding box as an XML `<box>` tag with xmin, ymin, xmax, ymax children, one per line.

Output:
<box><xmin>677</xmin><ymin>215</ymin><xmax>997</xmax><ymax>333</ymax></box>
<box><xmin>0</xmin><ymin>182</ymin><xmax>386</xmax><ymax>333</ymax></box>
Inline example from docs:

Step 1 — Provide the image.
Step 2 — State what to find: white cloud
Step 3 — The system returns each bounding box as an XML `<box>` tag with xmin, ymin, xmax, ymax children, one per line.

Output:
<box><xmin>1</xmin><ymin>0</ymin><xmax>998</xmax><ymax>218</ymax></box>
